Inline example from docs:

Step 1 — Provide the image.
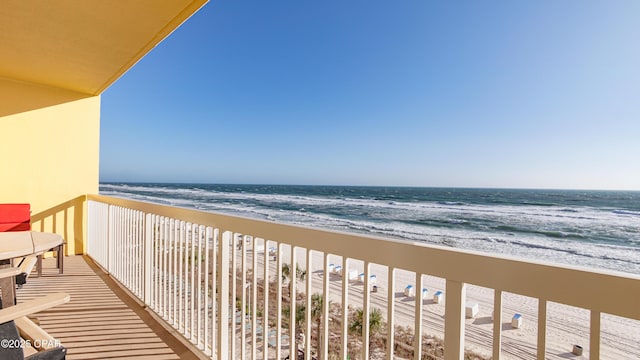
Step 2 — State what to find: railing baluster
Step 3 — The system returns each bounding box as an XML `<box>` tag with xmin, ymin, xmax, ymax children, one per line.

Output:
<box><xmin>179</xmin><ymin>221</ymin><xmax>185</xmax><ymax>333</ymax></box>
<box><xmin>444</xmin><ymin>280</ymin><xmax>466</xmax><ymax>360</ymax></box>
<box><xmin>112</xmin><ymin>207</ymin><xmax>117</xmax><ymax>279</ymax></box>
<box><xmin>164</xmin><ymin>217</ymin><xmax>170</xmax><ymax>320</ymax></box>
<box><xmin>197</xmin><ymin>226</ymin><xmax>203</xmax><ymax>346</ymax></box>
<box><xmin>252</xmin><ymin>236</ymin><xmax>258</xmax><ymax>360</ymax></box>
<box><xmin>241</xmin><ymin>235</ymin><xmax>248</xmax><ymax>360</ymax></box>
<box><xmin>135</xmin><ymin>211</ymin><xmax>140</xmax><ymax>297</ymax></box>
<box><xmin>305</xmin><ymin>249</ymin><xmax>312</xmax><ymax>360</ymax></box>
<box><xmin>144</xmin><ymin>213</ymin><xmax>152</xmax><ymax>305</ymax></box>
<box><xmin>414</xmin><ymin>273</ymin><xmax>423</xmax><ymax>360</ymax></box>
<box><xmin>363</xmin><ymin>261</ymin><xmax>371</xmax><ymax>360</ymax></box>
<box><xmin>322</xmin><ymin>253</ymin><xmax>330</xmax><ymax>360</ymax></box>
<box><xmin>107</xmin><ymin>205</ymin><xmax>113</xmax><ymax>274</ymax></box>
<box><xmin>493</xmin><ymin>289</ymin><xmax>502</xmax><ymax>360</ymax></box>
<box><xmin>263</xmin><ymin>239</ymin><xmax>269</xmax><ymax>359</ymax></box>
<box><xmin>276</xmin><ymin>242</ymin><xmax>283</xmax><ymax>360</ymax></box>
<box><xmin>591</xmin><ymin>310</ymin><xmax>601</xmax><ymax>360</ymax></box>
<box><xmin>172</xmin><ymin>219</ymin><xmax>179</xmax><ymax>325</ymax></box>
<box><xmin>183</xmin><ymin>222</ymin><xmax>189</xmax><ymax>336</ymax></box>
<box><xmin>189</xmin><ymin>223</ymin><xmax>196</xmax><ymax>340</ymax></box>
<box><xmin>154</xmin><ymin>216</ymin><xmax>159</xmax><ymax>314</ymax></box>
<box><xmin>290</xmin><ymin>245</ymin><xmax>297</xmax><ymax>360</ymax></box>
<box><xmin>230</xmin><ymin>233</ymin><xmax>237</xmax><ymax>358</ymax></box>
<box><xmin>129</xmin><ymin>209</ymin><xmax>134</xmax><ymax>292</ymax></box>
<box><xmin>211</xmin><ymin>229</ymin><xmax>219</xmax><ymax>358</ymax></box>
<box><xmin>122</xmin><ymin>208</ymin><xmax>126</xmax><ymax>283</ymax></box>
<box><xmin>341</xmin><ymin>257</ymin><xmax>349</xmax><ymax>360</ymax></box>
<box><xmin>137</xmin><ymin>210</ymin><xmax>141</xmax><ymax>296</ymax></box>
<box><xmin>132</xmin><ymin>210</ymin><xmax>137</xmax><ymax>296</ymax></box>
<box><xmin>217</xmin><ymin>231</ymin><xmax>230</xmax><ymax>360</ymax></box>
<box><xmin>387</xmin><ymin>266</ymin><xmax>395</xmax><ymax>360</ymax></box>
<box><xmin>537</xmin><ymin>299</ymin><xmax>547</xmax><ymax>360</ymax></box>
<box><xmin>130</xmin><ymin>210</ymin><xmax>135</xmax><ymax>294</ymax></box>
<box><xmin>204</xmin><ymin>227</ymin><xmax>211</xmax><ymax>355</ymax></box>
<box><xmin>107</xmin><ymin>204</ymin><xmax>112</xmax><ymax>275</ymax></box>
<box><xmin>168</xmin><ymin>219</ymin><xmax>174</xmax><ymax>324</ymax></box>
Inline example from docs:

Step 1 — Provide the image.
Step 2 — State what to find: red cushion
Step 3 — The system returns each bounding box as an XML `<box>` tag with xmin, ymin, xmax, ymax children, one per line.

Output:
<box><xmin>0</xmin><ymin>203</ymin><xmax>31</xmax><ymax>232</ymax></box>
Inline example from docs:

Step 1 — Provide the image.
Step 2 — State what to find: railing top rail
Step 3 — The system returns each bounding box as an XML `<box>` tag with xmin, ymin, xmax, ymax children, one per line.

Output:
<box><xmin>87</xmin><ymin>194</ymin><xmax>640</xmax><ymax>320</ymax></box>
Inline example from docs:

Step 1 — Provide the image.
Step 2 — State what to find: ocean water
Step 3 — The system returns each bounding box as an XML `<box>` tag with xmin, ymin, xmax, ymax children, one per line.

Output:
<box><xmin>99</xmin><ymin>183</ymin><xmax>640</xmax><ymax>275</ymax></box>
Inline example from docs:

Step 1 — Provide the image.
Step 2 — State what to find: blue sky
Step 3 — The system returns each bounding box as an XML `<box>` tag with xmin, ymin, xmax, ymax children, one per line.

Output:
<box><xmin>100</xmin><ymin>1</ymin><xmax>640</xmax><ymax>190</ymax></box>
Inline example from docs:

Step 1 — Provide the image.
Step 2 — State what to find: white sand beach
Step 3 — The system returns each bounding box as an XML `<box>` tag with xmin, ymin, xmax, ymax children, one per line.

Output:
<box><xmin>247</xmin><ymin>243</ymin><xmax>640</xmax><ymax>360</ymax></box>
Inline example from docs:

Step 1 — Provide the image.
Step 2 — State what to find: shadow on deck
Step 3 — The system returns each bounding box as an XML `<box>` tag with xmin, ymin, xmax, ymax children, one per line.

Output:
<box><xmin>16</xmin><ymin>255</ymin><xmax>201</xmax><ymax>360</ymax></box>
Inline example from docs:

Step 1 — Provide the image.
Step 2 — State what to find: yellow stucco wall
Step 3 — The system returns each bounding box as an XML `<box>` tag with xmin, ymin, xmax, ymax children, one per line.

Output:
<box><xmin>0</xmin><ymin>78</ymin><xmax>100</xmax><ymax>255</ymax></box>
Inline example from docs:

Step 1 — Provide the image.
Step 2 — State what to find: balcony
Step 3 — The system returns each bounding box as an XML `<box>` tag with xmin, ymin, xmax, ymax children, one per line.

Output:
<box><xmin>18</xmin><ymin>194</ymin><xmax>640</xmax><ymax>360</ymax></box>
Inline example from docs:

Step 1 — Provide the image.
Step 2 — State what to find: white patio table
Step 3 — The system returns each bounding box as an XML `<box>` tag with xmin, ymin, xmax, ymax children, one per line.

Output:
<box><xmin>0</xmin><ymin>231</ymin><xmax>64</xmax><ymax>308</ymax></box>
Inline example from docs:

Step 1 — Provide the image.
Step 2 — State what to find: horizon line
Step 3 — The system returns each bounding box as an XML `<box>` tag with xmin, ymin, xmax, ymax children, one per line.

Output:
<box><xmin>98</xmin><ymin>180</ymin><xmax>640</xmax><ymax>193</ymax></box>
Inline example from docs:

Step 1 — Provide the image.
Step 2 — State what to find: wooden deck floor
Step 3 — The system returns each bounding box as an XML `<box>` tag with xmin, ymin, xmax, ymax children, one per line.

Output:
<box><xmin>16</xmin><ymin>255</ymin><xmax>202</xmax><ymax>360</ymax></box>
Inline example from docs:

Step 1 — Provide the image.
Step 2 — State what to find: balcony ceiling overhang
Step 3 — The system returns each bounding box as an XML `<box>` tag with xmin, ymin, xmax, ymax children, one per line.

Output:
<box><xmin>0</xmin><ymin>0</ymin><xmax>207</xmax><ymax>95</ymax></box>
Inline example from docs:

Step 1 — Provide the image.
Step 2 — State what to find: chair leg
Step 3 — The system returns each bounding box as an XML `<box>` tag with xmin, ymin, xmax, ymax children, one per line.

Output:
<box><xmin>56</xmin><ymin>244</ymin><xmax>64</xmax><ymax>274</ymax></box>
<box><xmin>37</xmin><ymin>255</ymin><xmax>43</xmax><ymax>278</ymax></box>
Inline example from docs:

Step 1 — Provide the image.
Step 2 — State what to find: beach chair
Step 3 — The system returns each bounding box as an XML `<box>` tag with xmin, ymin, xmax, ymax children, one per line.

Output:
<box><xmin>433</xmin><ymin>290</ymin><xmax>443</xmax><ymax>304</ymax></box>
<box><xmin>421</xmin><ymin>288</ymin><xmax>428</xmax><ymax>300</ymax></box>
<box><xmin>268</xmin><ymin>247</ymin><xmax>277</xmax><ymax>261</ymax></box>
<box><xmin>511</xmin><ymin>313</ymin><xmax>522</xmax><ymax>328</ymax></box>
<box><xmin>0</xmin><ymin>267</ymin><xmax>70</xmax><ymax>360</ymax></box>
<box><xmin>404</xmin><ymin>285</ymin><xmax>414</xmax><ymax>297</ymax></box>
<box><xmin>333</xmin><ymin>265</ymin><xmax>342</xmax><ymax>276</ymax></box>
<box><xmin>347</xmin><ymin>269</ymin><xmax>359</xmax><ymax>281</ymax></box>
<box><xmin>465</xmin><ymin>302</ymin><xmax>479</xmax><ymax>318</ymax></box>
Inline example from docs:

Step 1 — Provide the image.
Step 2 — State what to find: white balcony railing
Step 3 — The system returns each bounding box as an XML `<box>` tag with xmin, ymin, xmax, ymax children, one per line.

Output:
<box><xmin>86</xmin><ymin>194</ymin><xmax>640</xmax><ymax>360</ymax></box>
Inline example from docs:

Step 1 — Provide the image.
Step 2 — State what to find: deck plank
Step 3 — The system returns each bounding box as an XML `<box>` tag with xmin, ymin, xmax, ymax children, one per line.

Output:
<box><xmin>16</xmin><ymin>255</ymin><xmax>200</xmax><ymax>360</ymax></box>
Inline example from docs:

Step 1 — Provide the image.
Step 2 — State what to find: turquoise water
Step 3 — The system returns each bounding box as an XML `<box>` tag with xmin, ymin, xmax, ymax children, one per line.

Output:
<box><xmin>100</xmin><ymin>183</ymin><xmax>640</xmax><ymax>275</ymax></box>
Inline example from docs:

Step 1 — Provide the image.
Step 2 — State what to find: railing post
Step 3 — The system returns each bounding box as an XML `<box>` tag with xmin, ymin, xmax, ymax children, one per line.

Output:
<box><xmin>217</xmin><ymin>230</ymin><xmax>230</xmax><ymax>360</ymax></box>
<box><xmin>143</xmin><ymin>213</ymin><xmax>152</xmax><ymax>305</ymax></box>
<box><xmin>444</xmin><ymin>280</ymin><xmax>466</xmax><ymax>360</ymax></box>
